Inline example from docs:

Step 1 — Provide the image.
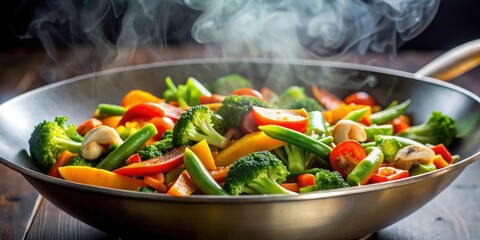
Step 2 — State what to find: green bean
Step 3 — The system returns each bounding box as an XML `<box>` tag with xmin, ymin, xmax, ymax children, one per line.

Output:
<box><xmin>184</xmin><ymin>148</ymin><xmax>228</xmax><ymax>195</ymax></box>
<box><xmin>96</xmin><ymin>123</ymin><xmax>157</xmax><ymax>171</ymax></box>
<box><xmin>370</xmin><ymin>99</ymin><xmax>411</xmax><ymax>124</ymax></box>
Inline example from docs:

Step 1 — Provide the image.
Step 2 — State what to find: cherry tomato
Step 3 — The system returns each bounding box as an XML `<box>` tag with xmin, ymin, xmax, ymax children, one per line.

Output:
<box><xmin>252</xmin><ymin>106</ymin><xmax>309</xmax><ymax>132</ymax></box>
<box><xmin>150</xmin><ymin>116</ymin><xmax>175</xmax><ymax>140</ymax></box>
<box><xmin>231</xmin><ymin>88</ymin><xmax>264</xmax><ymax>100</ymax></box>
<box><xmin>241</xmin><ymin>110</ymin><xmax>260</xmax><ymax>134</ymax></box>
<box><xmin>368</xmin><ymin>165</ymin><xmax>409</xmax><ymax>183</ymax></box>
<box><xmin>344</xmin><ymin>92</ymin><xmax>376</xmax><ymax>107</ymax></box>
<box><xmin>329</xmin><ymin>140</ymin><xmax>367</xmax><ymax>178</ymax></box>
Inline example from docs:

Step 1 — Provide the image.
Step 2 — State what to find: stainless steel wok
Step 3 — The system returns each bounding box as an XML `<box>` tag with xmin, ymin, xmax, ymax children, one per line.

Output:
<box><xmin>1</xmin><ymin>41</ymin><xmax>479</xmax><ymax>239</ymax></box>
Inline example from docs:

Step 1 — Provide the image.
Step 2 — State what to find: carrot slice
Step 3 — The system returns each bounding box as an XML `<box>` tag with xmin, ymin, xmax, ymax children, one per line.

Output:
<box><xmin>166</xmin><ymin>170</ymin><xmax>197</xmax><ymax>196</ymax></box>
<box><xmin>58</xmin><ymin>166</ymin><xmax>147</xmax><ymax>190</ymax></box>
<box><xmin>49</xmin><ymin>150</ymin><xmax>77</xmax><ymax>178</ymax></box>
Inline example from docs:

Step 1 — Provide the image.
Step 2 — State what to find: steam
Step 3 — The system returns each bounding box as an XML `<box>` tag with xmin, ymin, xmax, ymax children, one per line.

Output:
<box><xmin>19</xmin><ymin>0</ymin><xmax>439</xmax><ymax>82</ymax></box>
<box><xmin>187</xmin><ymin>0</ymin><xmax>440</xmax><ymax>58</ymax></box>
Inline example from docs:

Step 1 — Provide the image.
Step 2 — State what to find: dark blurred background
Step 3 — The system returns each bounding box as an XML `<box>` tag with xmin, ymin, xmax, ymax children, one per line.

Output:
<box><xmin>1</xmin><ymin>1</ymin><xmax>479</xmax><ymax>52</ymax></box>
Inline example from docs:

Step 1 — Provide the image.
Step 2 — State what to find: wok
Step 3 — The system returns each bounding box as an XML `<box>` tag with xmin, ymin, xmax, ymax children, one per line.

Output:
<box><xmin>1</xmin><ymin>41</ymin><xmax>479</xmax><ymax>239</ymax></box>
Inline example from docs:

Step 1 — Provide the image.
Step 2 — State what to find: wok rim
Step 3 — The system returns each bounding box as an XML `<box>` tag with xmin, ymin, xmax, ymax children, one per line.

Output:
<box><xmin>1</xmin><ymin>57</ymin><xmax>479</xmax><ymax>204</ymax></box>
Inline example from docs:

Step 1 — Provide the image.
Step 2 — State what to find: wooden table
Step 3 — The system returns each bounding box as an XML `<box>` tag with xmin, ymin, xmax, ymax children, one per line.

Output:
<box><xmin>1</xmin><ymin>47</ymin><xmax>479</xmax><ymax>239</ymax></box>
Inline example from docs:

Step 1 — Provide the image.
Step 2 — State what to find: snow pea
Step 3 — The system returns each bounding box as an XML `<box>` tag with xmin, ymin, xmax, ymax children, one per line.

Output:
<box><xmin>347</xmin><ymin>146</ymin><xmax>384</xmax><ymax>186</ymax></box>
<box><xmin>184</xmin><ymin>148</ymin><xmax>228</xmax><ymax>196</ymax></box>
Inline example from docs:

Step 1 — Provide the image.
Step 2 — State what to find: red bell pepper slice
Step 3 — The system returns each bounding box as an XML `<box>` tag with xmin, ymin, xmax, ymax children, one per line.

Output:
<box><xmin>252</xmin><ymin>106</ymin><xmax>309</xmax><ymax>132</ymax></box>
<box><xmin>113</xmin><ymin>146</ymin><xmax>187</xmax><ymax>176</ymax></box>
<box><xmin>430</xmin><ymin>144</ymin><xmax>453</xmax><ymax>163</ymax></box>
<box><xmin>368</xmin><ymin>165</ymin><xmax>409</xmax><ymax>183</ymax></box>
<box><xmin>125</xmin><ymin>153</ymin><xmax>142</xmax><ymax>165</ymax></box>
<box><xmin>118</xmin><ymin>102</ymin><xmax>184</xmax><ymax>126</ymax></box>
<box><xmin>298</xmin><ymin>173</ymin><xmax>316</xmax><ymax>188</ymax></box>
<box><xmin>312</xmin><ymin>85</ymin><xmax>344</xmax><ymax>110</ymax></box>
<box><xmin>329</xmin><ymin>140</ymin><xmax>367</xmax><ymax>179</ymax></box>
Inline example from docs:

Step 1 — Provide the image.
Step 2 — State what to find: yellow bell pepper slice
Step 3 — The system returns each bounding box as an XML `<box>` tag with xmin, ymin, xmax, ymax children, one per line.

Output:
<box><xmin>214</xmin><ymin>131</ymin><xmax>286</xmax><ymax>167</ymax></box>
<box><xmin>58</xmin><ymin>166</ymin><xmax>147</xmax><ymax>190</ymax></box>
<box><xmin>190</xmin><ymin>139</ymin><xmax>217</xmax><ymax>171</ymax></box>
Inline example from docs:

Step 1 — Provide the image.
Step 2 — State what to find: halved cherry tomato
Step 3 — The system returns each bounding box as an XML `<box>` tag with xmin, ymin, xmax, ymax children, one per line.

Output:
<box><xmin>329</xmin><ymin>140</ymin><xmax>367</xmax><ymax>179</ymax></box>
<box><xmin>252</xmin><ymin>106</ymin><xmax>309</xmax><ymax>132</ymax></box>
<box><xmin>368</xmin><ymin>165</ymin><xmax>409</xmax><ymax>183</ymax></box>
<box><xmin>113</xmin><ymin>146</ymin><xmax>187</xmax><ymax>176</ymax></box>
<box><xmin>344</xmin><ymin>92</ymin><xmax>376</xmax><ymax>107</ymax></box>
<box><xmin>118</xmin><ymin>102</ymin><xmax>184</xmax><ymax>126</ymax></box>
<box><xmin>430</xmin><ymin>144</ymin><xmax>453</xmax><ymax>163</ymax></box>
<box><xmin>231</xmin><ymin>88</ymin><xmax>264</xmax><ymax>100</ymax></box>
<box><xmin>149</xmin><ymin>116</ymin><xmax>175</xmax><ymax>140</ymax></box>
<box><xmin>241</xmin><ymin>110</ymin><xmax>260</xmax><ymax>134</ymax></box>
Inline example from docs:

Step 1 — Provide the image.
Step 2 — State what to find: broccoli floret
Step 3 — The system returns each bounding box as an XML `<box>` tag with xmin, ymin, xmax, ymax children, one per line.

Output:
<box><xmin>398</xmin><ymin>111</ymin><xmax>456</xmax><ymax>146</ymax></box>
<box><xmin>172</xmin><ymin>105</ymin><xmax>228</xmax><ymax>148</ymax></box>
<box><xmin>64</xmin><ymin>155</ymin><xmax>98</xmax><ymax>167</ymax></box>
<box><xmin>223</xmin><ymin>151</ymin><xmax>296</xmax><ymax>195</ymax></box>
<box><xmin>215</xmin><ymin>95</ymin><xmax>269</xmax><ymax>129</ymax></box>
<box><xmin>273</xmin><ymin>144</ymin><xmax>317</xmax><ymax>174</ymax></box>
<box><xmin>299</xmin><ymin>169</ymin><xmax>349</xmax><ymax>193</ymax></box>
<box><xmin>137</xmin><ymin>186</ymin><xmax>156</xmax><ymax>193</ymax></box>
<box><xmin>137</xmin><ymin>144</ymin><xmax>162</xmax><ymax>160</ymax></box>
<box><xmin>28</xmin><ymin>116</ymin><xmax>83</xmax><ymax>172</ymax></box>
<box><xmin>211</xmin><ymin>74</ymin><xmax>253</xmax><ymax>95</ymax></box>
<box><xmin>277</xmin><ymin>86</ymin><xmax>307</xmax><ymax>108</ymax></box>
<box><xmin>138</xmin><ymin>130</ymin><xmax>174</xmax><ymax>160</ymax></box>
<box><xmin>211</xmin><ymin>113</ymin><xmax>227</xmax><ymax>135</ymax></box>
<box><xmin>286</xmin><ymin>98</ymin><xmax>324</xmax><ymax>112</ymax></box>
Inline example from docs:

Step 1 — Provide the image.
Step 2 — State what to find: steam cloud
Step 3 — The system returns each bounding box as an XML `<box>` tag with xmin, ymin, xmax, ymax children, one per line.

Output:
<box><xmin>20</xmin><ymin>0</ymin><xmax>439</xmax><ymax>80</ymax></box>
<box><xmin>187</xmin><ymin>0</ymin><xmax>440</xmax><ymax>58</ymax></box>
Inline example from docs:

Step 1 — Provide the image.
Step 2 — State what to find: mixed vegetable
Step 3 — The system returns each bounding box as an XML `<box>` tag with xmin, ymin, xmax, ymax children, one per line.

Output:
<box><xmin>28</xmin><ymin>74</ymin><xmax>459</xmax><ymax>196</ymax></box>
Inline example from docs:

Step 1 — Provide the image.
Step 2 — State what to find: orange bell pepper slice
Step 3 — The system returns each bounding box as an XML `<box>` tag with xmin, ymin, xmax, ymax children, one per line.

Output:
<box><xmin>166</xmin><ymin>170</ymin><xmax>197</xmax><ymax>196</ymax></box>
<box><xmin>214</xmin><ymin>131</ymin><xmax>286</xmax><ymax>166</ymax></box>
<box><xmin>58</xmin><ymin>166</ymin><xmax>147</xmax><ymax>190</ymax></box>
<box><xmin>121</xmin><ymin>89</ymin><xmax>164</xmax><ymax>108</ymax></box>
<box><xmin>190</xmin><ymin>140</ymin><xmax>217</xmax><ymax>171</ymax></box>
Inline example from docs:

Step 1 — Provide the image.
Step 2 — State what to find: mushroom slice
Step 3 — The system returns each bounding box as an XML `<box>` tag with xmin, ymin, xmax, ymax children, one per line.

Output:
<box><xmin>393</xmin><ymin>145</ymin><xmax>435</xmax><ymax>170</ymax></box>
<box><xmin>332</xmin><ymin>119</ymin><xmax>367</xmax><ymax>144</ymax></box>
<box><xmin>81</xmin><ymin>126</ymin><xmax>123</xmax><ymax>160</ymax></box>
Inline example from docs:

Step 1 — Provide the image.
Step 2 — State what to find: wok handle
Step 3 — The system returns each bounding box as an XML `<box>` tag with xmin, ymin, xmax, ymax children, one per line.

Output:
<box><xmin>415</xmin><ymin>39</ymin><xmax>480</xmax><ymax>81</ymax></box>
